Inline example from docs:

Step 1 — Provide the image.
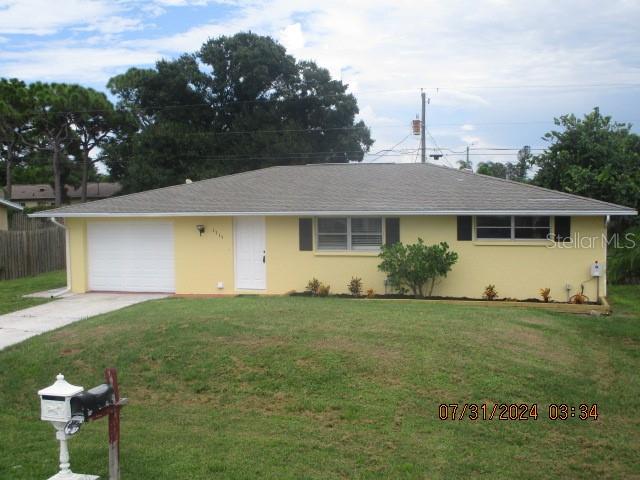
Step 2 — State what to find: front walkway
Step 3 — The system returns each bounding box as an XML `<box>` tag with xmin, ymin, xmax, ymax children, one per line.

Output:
<box><xmin>0</xmin><ymin>293</ymin><xmax>168</xmax><ymax>350</ymax></box>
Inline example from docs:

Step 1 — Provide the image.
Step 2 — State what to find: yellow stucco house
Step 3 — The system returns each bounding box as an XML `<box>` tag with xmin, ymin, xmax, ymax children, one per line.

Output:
<box><xmin>33</xmin><ymin>163</ymin><xmax>636</xmax><ymax>301</ymax></box>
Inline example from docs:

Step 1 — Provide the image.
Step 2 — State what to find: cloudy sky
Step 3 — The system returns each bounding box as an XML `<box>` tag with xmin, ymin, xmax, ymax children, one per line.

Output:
<box><xmin>1</xmin><ymin>0</ymin><xmax>639</xmax><ymax>167</ymax></box>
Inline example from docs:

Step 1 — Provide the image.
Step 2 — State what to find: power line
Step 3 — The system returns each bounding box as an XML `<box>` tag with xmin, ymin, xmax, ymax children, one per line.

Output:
<box><xmin>395</xmin><ymin>83</ymin><xmax>640</xmax><ymax>93</ymax></box>
<box><xmin>18</xmin><ymin>82</ymin><xmax>640</xmax><ymax>116</ymax></box>
<box><xmin>369</xmin><ymin>133</ymin><xmax>413</xmax><ymax>162</ymax></box>
<box><xmin>15</xmin><ymin>93</ymin><xmax>363</xmax><ymax>117</ymax></box>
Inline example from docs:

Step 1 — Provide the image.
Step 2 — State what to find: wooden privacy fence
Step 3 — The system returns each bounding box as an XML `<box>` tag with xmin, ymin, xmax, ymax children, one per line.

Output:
<box><xmin>9</xmin><ymin>213</ymin><xmax>53</xmax><ymax>231</ymax></box>
<box><xmin>0</xmin><ymin>226</ymin><xmax>66</xmax><ymax>280</ymax></box>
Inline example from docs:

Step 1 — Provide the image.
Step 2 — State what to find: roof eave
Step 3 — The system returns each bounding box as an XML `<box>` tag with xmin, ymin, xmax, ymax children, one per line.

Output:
<box><xmin>30</xmin><ymin>209</ymin><xmax>638</xmax><ymax>218</ymax></box>
<box><xmin>0</xmin><ymin>199</ymin><xmax>24</xmax><ymax>211</ymax></box>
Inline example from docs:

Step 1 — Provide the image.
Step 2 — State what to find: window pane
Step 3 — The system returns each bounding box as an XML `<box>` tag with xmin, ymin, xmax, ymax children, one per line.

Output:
<box><xmin>515</xmin><ymin>216</ymin><xmax>550</xmax><ymax>228</ymax></box>
<box><xmin>477</xmin><ymin>227</ymin><xmax>511</xmax><ymax>239</ymax></box>
<box><xmin>352</xmin><ymin>234</ymin><xmax>382</xmax><ymax>249</ymax></box>
<box><xmin>476</xmin><ymin>216</ymin><xmax>511</xmax><ymax>227</ymax></box>
<box><xmin>515</xmin><ymin>227</ymin><xmax>551</xmax><ymax>239</ymax></box>
<box><xmin>351</xmin><ymin>217</ymin><xmax>382</xmax><ymax>234</ymax></box>
<box><xmin>317</xmin><ymin>234</ymin><xmax>348</xmax><ymax>250</ymax></box>
<box><xmin>317</xmin><ymin>217</ymin><xmax>347</xmax><ymax>234</ymax></box>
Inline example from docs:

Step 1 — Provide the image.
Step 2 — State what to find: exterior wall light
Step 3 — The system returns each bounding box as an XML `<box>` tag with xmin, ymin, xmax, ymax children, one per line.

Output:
<box><xmin>196</xmin><ymin>224</ymin><xmax>205</xmax><ymax>236</ymax></box>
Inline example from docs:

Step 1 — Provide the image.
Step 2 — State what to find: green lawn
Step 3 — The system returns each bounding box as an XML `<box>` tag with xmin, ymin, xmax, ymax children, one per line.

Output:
<box><xmin>0</xmin><ymin>286</ymin><xmax>638</xmax><ymax>479</ymax></box>
<box><xmin>0</xmin><ymin>270</ymin><xmax>66</xmax><ymax>315</ymax></box>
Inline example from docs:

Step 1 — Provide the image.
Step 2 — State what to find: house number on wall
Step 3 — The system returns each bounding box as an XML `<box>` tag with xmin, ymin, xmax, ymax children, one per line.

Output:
<box><xmin>211</xmin><ymin>227</ymin><xmax>224</xmax><ymax>239</ymax></box>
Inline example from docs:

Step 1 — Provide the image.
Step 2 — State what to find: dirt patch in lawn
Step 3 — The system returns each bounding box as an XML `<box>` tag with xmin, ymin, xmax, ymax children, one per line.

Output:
<box><xmin>220</xmin><ymin>335</ymin><xmax>289</xmax><ymax>350</ymax></box>
<box><xmin>470</xmin><ymin>325</ymin><xmax>573</xmax><ymax>365</ymax></box>
<box><xmin>505</xmin><ymin>327</ymin><xmax>573</xmax><ymax>364</ymax></box>
<box><xmin>312</xmin><ymin>336</ymin><xmax>404</xmax><ymax>363</ymax></box>
<box><xmin>513</xmin><ymin>315</ymin><xmax>554</xmax><ymax>327</ymax></box>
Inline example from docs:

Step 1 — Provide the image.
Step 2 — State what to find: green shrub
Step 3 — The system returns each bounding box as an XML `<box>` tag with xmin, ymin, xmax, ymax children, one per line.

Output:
<box><xmin>539</xmin><ymin>287</ymin><xmax>551</xmax><ymax>303</ymax></box>
<box><xmin>305</xmin><ymin>278</ymin><xmax>321</xmax><ymax>296</ymax></box>
<box><xmin>318</xmin><ymin>284</ymin><xmax>330</xmax><ymax>297</ymax></box>
<box><xmin>347</xmin><ymin>277</ymin><xmax>363</xmax><ymax>297</ymax></box>
<box><xmin>569</xmin><ymin>285</ymin><xmax>589</xmax><ymax>304</ymax></box>
<box><xmin>608</xmin><ymin>227</ymin><xmax>640</xmax><ymax>284</ymax></box>
<box><xmin>378</xmin><ymin>239</ymin><xmax>458</xmax><ymax>298</ymax></box>
<box><xmin>483</xmin><ymin>284</ymin><xmax>498</xmax><ymax>300</ymax></box>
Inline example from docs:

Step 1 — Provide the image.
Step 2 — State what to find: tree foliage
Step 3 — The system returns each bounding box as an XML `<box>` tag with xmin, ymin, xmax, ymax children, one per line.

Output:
<box><xmin>378</xmin><ymin>239</ymin><xmax>458</xmax><ymax>298</ymax></box>
<box><xmin>608</xmin><ymin>227</ymin><xmax>640</xmax><ymax>284</ymax></box>
<box><xmin>24</xmin><ymin>82</ymin><xmax>78</xmax><ymax>206</ymax></box>
<box><xmin>0</xmin><ymin>81</ymin><xmax>120</xmax><ymax>205</ymax></box>
<box><xmin>476</xmin><ymin>161</ymin><xmax>508</xmax><ymax>179</ymax></box>
<box><xmin>68</xmin><ymin>87</ymin><xmax>129</xmax><ymax>202</ymax></box>
<box><xmin>475</xmin><ymin>146</ymin><xmax>531</xmax><ymax>181</ymax></box>
<box><xmin>532</xmin><ymin>108</ymin><xmax>640</xmax><ymax>213</ymax></box>
<box><xmin>105</xmin><ymin>33</ymin><xmax>373</xmax><ymax>192</ymax></box>
<box><xmin>0</xmin><ymin>79</ymin><xmax>33</xmax><ymax>198</ymax></box>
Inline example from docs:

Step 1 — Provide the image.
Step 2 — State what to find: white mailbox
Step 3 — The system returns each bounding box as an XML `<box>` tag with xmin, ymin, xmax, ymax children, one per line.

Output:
<box><xmin>38</xmin><ymin>373</ymin><xmax>84</xmax><ymax>423</ymax></box>
<box><xmin>591</xmin><ymin>261</ymin><xmax>601</xmax><ymax>277</ymax></box>
<box><xmin>37</xmin><ymin>374</ymin><xmax>98</xmax><ymax>480</ymax></box>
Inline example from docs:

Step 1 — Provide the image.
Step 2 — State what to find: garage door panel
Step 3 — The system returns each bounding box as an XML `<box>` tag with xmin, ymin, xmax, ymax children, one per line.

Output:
<box><xmin>88</xmin><ymin>222</ymin><xmax>175</xmax><ymax>293</ymax></box>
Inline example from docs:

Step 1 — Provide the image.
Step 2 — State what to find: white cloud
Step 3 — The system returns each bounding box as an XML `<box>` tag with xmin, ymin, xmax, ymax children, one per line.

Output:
<box><xmin>278</xmin><ymin>23</ymin><xmax>305</xmax><ymax>54</ymax></box>
<box><xmin>76</xmin><ymin>16</ymin><xmax>144</xmax><ymax>35</ymax></box>
<box><xmin>1</xmin><ymin>0</ymin><xmax>638</xmax><ymax>156</ymax></box>
<box><xmin>0</xmin><ymin>46</ymin><xmax>161</xmax><ymax>83</ymax></box>
<box><xmin>0</xmin><ymin>0</ymin><xmax>115</xmax><ymax>35</ymax></box>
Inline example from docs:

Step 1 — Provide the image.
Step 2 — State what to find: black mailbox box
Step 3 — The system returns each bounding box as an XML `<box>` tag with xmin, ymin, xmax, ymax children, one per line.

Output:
<box><xmin>71</xmin><ymin>384</ymin><xmax>114</xmax><ymax>420</ymax></box>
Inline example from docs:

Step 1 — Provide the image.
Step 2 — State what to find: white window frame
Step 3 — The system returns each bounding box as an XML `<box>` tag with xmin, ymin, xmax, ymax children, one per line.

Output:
<box><xmin>315</xmin><ymin>216</ymin><xmax>384</xmax><ymax>251</ymax></box>
<box><xmin>475</xmin><ymin>215</ymin><xmax>551</xmax><ymax>241</ymax></box>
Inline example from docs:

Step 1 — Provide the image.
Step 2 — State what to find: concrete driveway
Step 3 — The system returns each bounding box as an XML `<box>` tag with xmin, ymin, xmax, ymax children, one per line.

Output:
<box><xmin>0</xmin><ymin>293</ymin><xmax>168</xmax><ymax>350</ymax></box>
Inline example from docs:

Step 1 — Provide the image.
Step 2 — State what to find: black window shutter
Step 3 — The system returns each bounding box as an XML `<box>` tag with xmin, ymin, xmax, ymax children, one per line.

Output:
<box><xmin>385</xmin><ymin>217</ymin><xmax>400</xmax><ymax>246</ymax></box>
<box><xmin>299</xmin><ymin>218</ymin><xmax>313</xmax><ymax>251</ymax></box>
<box><xmin>555</xmin><ymin>216</ymin><xmax>571</xmax><ymax>242</ymax></box>
<box><xmin>457</xmin><ymin>216</ymin><xmax>473</xmax><ymax>241</ymax></box>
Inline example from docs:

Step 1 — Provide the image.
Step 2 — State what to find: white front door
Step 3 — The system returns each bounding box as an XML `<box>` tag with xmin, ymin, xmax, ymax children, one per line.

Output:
<box><xmin>234</xmin><ymin>216</ymin><xmax>266</xmax><ymax>290</ymax></box>
<box><xmin>87</xmin><ymin>221</ymin><xmax>175</xmax><ymax>293</ymax></box>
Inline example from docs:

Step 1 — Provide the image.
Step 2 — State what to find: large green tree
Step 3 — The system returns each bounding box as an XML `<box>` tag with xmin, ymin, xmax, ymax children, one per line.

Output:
<box><xmin>105</xmin><ymin>33</ymin><xmax>373</xmax><ymax>192</ymax></box>
<box><xmin>69</xmin><ymin>86</ymin><xmax>128</xmax><ymax>202</ymax></box>
<box><xmin>475</xmin><ymin>146</ymin><xmax>531</xmax><ymax>181</ymax></box>
<box><xmin>476</xmin><ymin>161</ymin><xmax>507</xmax><ymax>179</ymax></box>
<box><xmin>532</xmin><ymin>108</ymin><xmax>640</xmax><ymax>212</ymax></box>
<box><xmin>23</xmin><ymin>83</ymin><xmax>78</xmax><ymax>206</ymax></box>
<box><xmin>0</xmin><ymin>79</ymin><xmax>33</xmax><ymax>198</ymax></box>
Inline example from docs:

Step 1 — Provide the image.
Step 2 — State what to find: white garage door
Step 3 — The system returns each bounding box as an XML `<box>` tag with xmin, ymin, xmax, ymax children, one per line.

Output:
<box><xmin>88</xmin><ymin>222</ymin><xmax>175</xmax><ymax>293</ymax></box>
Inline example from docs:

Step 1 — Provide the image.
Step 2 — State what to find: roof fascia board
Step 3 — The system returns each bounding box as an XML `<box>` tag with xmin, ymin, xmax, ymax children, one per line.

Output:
<box><xmin>30</xmin><ymin>209</ymin><xmax>637</xmax><ymax>218</ymax></box>
<box><xmin>0</xmin><ymin>198</ymin><xmax>24</xmax><ymax>210</ymax></box>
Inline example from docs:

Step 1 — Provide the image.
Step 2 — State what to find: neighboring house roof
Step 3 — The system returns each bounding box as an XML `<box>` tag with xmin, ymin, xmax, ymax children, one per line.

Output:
<box><xmin>31</xmin><ymin>163</ymin><xmax>637</xmax><ymax>217</ymax></box>
<box><xmin>0</xmin><ymin>198</ymin><xmax>24</xmax><ymax>211</ymax></box>
<box><xmin>11</xmin><ymin>183</ymin><xmax>121</xmax><ymax>201</ymax></box>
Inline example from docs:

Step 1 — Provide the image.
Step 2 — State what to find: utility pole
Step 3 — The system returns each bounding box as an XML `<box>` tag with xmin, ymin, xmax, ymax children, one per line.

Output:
<box><xmin>421</xmin><ymin>90</ymin><xmax>426</xmax><ymax>163</ymax></box>
<box><xmin>466</xmin><ymin>145</ymin><xmax>470</xmax><ymax>166</ymax></box>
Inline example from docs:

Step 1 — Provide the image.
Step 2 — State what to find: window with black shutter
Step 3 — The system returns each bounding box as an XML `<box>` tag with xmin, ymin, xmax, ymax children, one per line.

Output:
<box><xmin>385</xmin><ymin>217</ymin><xmax>400</xmax><ymax>246</ymax></box>
<box><xmin>554</xmin><ymin>216</ymin><xmax>571</xmax><ymax>242</ymax></box>
<box><xmin>299</xmin><ymin>218</ymin><xmax>313</xmax><ymax>251</ymax></box>
<box><xmin>457</xmin><ymin>216</ymin><xmax>472</xmax><ymax>241</ymax></box>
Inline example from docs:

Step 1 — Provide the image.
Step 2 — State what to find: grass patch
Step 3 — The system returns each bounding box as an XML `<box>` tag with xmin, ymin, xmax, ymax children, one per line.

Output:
<box><xmin>0</xmin><ymin>270</ymin><xmax>66</xmax><ymax>315</ymax></box>
<box><xmin>0</xmin><ymin>286</ymin><xmax>638</xmax><ymax>479</ymax></box>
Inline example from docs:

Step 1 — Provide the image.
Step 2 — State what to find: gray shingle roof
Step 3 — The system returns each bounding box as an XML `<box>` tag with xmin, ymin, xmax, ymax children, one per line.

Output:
<box><xmin>12</xmin><ymin>183</ymin><xmax>121</xmax><ymax>201</ymax></box>
<box><xmin>31</xmin><ymin>163</ymin><xmax>636</xmax><ymax>217</ymax></box>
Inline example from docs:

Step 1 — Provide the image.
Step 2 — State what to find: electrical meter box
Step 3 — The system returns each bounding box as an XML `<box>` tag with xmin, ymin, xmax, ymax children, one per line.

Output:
<box><xmin>591</xmin><ymin>261</ymin><xmax>601</xmax><ymax>277</ymax></box>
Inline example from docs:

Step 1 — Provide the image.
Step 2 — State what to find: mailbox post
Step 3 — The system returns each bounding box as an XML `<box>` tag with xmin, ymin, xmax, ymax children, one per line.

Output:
<box><xmin>37</xmin><ymin>374</ymin><xmax>98</xmax><ymax>480</ymax></box>
<box><xmin>38</xmin><ymin>369</ymin><xmax>127</xmax><ymax>480</ymax></box>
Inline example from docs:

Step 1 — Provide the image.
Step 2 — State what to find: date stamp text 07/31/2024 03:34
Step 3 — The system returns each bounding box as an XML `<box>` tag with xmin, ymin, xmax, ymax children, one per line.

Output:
<box><xmin>438</xmin><ymin>403</ymin><xmax>599</xmax><ymax>421</ymax></box>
